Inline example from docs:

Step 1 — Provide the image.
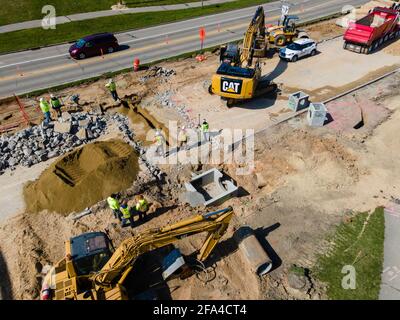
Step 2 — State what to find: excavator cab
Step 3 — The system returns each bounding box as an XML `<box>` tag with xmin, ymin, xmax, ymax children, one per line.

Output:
<box><xmin>70</xmin><ymin>232</ymin><xmax>114</xmax><ymax>276</ymax></box>
<box><xmin>220</xmin><ymin>43</ymin><xmax>240</xmax><ymax>65</ymax></box>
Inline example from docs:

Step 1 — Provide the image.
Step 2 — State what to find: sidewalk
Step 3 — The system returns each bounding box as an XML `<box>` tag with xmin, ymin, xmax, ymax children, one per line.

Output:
<box><xmin>379</xmin><ymin>202</ymin><xmax>400</xmax><ymax>300</ymax></box>
<box><xmin>0</xmin><ymin>0</ymin><xmax>235</xmax><ymax>34</ymax></box>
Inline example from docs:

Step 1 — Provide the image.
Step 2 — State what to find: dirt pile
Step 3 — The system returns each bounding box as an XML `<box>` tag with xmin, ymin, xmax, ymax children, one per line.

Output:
<box><xmin>24</xmin><ymin>139</ymin><xmax>139</xmax><ymax>215</ymax></box>
<box><xmin>304</xmin><ymin>20</ymin><xmax>344</xmax><ymax>42</ymax></box>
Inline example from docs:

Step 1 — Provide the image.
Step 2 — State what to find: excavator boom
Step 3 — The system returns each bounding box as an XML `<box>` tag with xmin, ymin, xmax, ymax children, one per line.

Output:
<box><xmin>44</xmin><ymin>207</ymin><xmax>234</xmax><ymax>300</ymax></box>
<box><xmin>91</xmin><ymin>207</ymin><xmax>233</xmax><ymax>288</ymax></box>
<box><xmin>241</xmin><ymin>6</ymin><xmax>266</xmax><ymax>66</ymax></box>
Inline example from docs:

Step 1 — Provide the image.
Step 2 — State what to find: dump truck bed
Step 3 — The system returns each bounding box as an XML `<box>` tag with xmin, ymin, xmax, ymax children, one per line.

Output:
<box><xmin>344</xmin><ymin>6</ymin><xmax>399</xmax><ymax>47</ymax></box>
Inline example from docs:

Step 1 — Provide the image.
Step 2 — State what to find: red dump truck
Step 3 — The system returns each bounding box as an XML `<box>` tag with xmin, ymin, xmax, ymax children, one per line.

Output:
<box><xmin>343</xmin><ymin>4</ymin><xmax>400</xmax><ymax>54</ymax></box>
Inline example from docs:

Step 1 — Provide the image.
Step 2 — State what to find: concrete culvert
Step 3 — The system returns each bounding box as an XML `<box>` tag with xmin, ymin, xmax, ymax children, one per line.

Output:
<box><xmin>23</xmin><ymin>139</ymin><xmax>139</xmax><ymax>215</ymax></box>
<box><xmin>234</xmin><ymin>226</ymin><xmax>273</xmax><ymax>276</ymax></box>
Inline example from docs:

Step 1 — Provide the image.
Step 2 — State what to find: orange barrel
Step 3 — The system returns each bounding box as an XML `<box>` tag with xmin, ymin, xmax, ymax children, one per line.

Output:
<box><xmin>133</xmin><ymin>58</ymin><xmax>140</xmax><ymax>72</ymax></box>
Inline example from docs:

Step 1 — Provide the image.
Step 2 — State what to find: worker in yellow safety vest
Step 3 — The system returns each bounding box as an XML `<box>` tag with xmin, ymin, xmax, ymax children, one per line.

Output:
<box><xmin>154</xmin><ymin>129</ymin><xmax>166</xmax><ymax>157</ymax></box>
<box><xmin>177</xmin><ymin>126</ymin><xmax>188</xmax><ymax>151</ymax></box>
<box><xmin>120</xmin><ymin>200</ymin><xmax>135</xmax><ymax>229</ymax></box>
<box><xmin>135</xmin><ymin>194</ymin><xmax>148</xmax><ymax>220</ymax></box>
<box><xmin>50</xmin><ymin>94</ymin><xmax>63</xmax><ymax>118</ymax></box>
<box><xmin>107</xmin><ymin>193</ymin><xmax>122</xmax><ymax>221</ymax></box>
<box><xmin>105</xmin><ymin>78</ymin><xmax>120</xmax><ymax>102</ymax></box>
<box><xmin>201</xmin><ymin>119</ymin><xmax>210</xmax><ymax>142</ymax></box>
<box><xmin>40</xmin><ymin>97</ymin><xmax>52</xmax><ymax>124</ymax></box>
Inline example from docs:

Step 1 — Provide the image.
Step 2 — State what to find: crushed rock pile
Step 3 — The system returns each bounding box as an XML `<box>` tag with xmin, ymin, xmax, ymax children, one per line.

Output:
<box><xmin>139</xmin><ymin>66</ymin><xmax>176</xmax><ymax>83</ymax></box>
<box><xmin>23</xmin><ymin>139</ymin><xmax>139</xmax><ymax>215</ymax></box>
<box><xmin>153</xmin><ymin>90</ymin><xmax>196</xmax><ymax>128</ymax></box>
<box><xmin>0</xmin><ymin>110</ymin><xmax>163</xmax><ymax>179</ymax></box>
<box><xmin>0</xmin><ymin>112</ymin><xmax>108</xmax><ymax>175</ymax></box>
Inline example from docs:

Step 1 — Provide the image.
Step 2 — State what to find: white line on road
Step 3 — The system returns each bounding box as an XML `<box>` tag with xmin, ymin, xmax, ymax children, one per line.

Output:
<box><xmin>0</xmin><ymin>53</ymin><xmax>69</xmax><ymax>70</ymax></box>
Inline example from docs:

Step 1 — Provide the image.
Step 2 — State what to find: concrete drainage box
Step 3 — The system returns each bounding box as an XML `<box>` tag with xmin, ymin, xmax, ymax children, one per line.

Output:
<box><xmin>183</xmin><ymin>168</ymin><xmax>238</xmax><ymax>207</ymax></box>
<box><xmin>288</xmin><ymin>91</ymin><xmax>310</xmax><ymax>112</ymax></box>
<box><xmin>307</xmin><ymin>102</ymin><xmax>327</xmax><ymax>127</ymax></box>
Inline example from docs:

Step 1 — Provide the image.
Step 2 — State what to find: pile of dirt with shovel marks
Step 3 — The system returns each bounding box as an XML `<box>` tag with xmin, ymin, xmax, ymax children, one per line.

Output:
<box><xmin>24</xmin><ymin>139</ymin><xmax>139</xmax><ymax>215</ymax></box>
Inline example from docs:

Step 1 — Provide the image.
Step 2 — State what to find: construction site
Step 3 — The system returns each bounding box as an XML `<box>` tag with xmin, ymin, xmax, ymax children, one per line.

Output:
<box><xmin>0</xmin><ymin>0</ymin><xmax>400</xmax><ymax>301</ymax></box>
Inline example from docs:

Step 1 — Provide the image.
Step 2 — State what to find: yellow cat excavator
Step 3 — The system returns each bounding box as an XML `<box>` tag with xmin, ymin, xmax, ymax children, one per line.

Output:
<box><xmin>210</xmin><ymin>6</ymin><xmax>277</xmax><ymax>107</ymax></box>
<box><xmin>41</xmin><ymin>207</ymin><xmax>234</xmax><ymax>300</ymax></box>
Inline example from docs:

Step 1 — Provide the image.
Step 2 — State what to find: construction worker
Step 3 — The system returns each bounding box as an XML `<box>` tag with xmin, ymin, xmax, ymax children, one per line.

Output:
<box><xmin>201</xmin><ymin>119</ymin><xmax>210</xmax><ymax>142</ymax></box>
<box><xmin>39</xmin><ymin>97</ymin><xmax>51</xmax><ymax>124</ymax></box>
<box><xmin>177</xmin><ymin>126</ymin><xmax>188</xmax><ymax>151</ymax></box>
<box><xmin>107</xmin><ymin>193</ymin><xmax>122</xmax><ymax>221</ymax></box>
<box><xmin>50</xmin><ymin>94</ymin><xmax>62</xmax><ymax>118</ymax></box>
<box><xmin>135</xmin><ymin>194</ymin><xmax>148</xmax><ymax>220</ymax></box>
<box><xmin>120</xmin><ymin>200</ymin><xmax>135</xmax><ymax>229</ymax></box>
<box><xmin>105</xmin><ymin>78</ymin><xmax>120</xmax><ymax>102</ymax></box>
<box><xmin>154</xmin><ymin>129</ymin><xmax>166</xmax><ymax>157</ymax></box>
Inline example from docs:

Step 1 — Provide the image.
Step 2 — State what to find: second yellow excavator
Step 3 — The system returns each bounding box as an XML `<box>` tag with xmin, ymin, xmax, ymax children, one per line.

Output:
<box><xmin>40</xmin><ymin>207</ymin><xmax>234</xmax><ymax>300</ymax></box>
<box><xmin>210</xmin><ymin>6</ymin><xmax>277</xmax><ymax>107</ymax></box>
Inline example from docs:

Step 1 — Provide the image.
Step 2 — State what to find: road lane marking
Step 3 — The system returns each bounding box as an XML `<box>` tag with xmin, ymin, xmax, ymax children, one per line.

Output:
<box><xmin>0</xmin><ymin>20</ymin><xmax>256</xmax><ymax>82</ymax></box>
<box><xmin>0</xmin><ymin>53</ymin><xmax>69</xmax><ymax>70</ymax></box>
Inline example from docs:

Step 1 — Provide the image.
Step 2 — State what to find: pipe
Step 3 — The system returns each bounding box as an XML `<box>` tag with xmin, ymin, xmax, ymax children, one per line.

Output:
<box><xmin>234</xmin><ymin>226</ymin><xmax>273</xmax><ymax>276</ymax></box>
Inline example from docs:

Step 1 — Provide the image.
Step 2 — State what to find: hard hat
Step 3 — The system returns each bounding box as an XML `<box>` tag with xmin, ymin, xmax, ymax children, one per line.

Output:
<box><xmin>108</xmin><ymin>78</ymin><xmax>113</xmax><ymax>83</ymax></box>
<box><xmin>40</xmin><ymin>97</ymin><xmax>44</xmax><ymax>102</ymax></box>
<box><xmin>50</xmin><ymin>94</ymin><xmax>55</xmax><ymax>98</ymax></box>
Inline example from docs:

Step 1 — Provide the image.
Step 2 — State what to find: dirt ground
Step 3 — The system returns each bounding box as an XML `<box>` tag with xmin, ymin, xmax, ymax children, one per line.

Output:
<box><xmin>1</xmin><ymin>6</ymin><xmax>400</xmax><ymax>300</ymax></box>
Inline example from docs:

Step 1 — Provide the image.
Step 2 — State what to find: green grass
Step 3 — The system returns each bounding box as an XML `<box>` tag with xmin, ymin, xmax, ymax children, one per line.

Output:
<box><xmin>315</xmin><ymin>208</ymin><xmax>385</xmax><ymax>300</ymax></box>
<box><xmin>0</xmin><ymin>0</ymin><xmax>268</xmax><ymax>54</ymax></box>
<box><xmin>0</xmin><ymin>0</ymin><xmax>204</xmax><ymax>25</ymax></box>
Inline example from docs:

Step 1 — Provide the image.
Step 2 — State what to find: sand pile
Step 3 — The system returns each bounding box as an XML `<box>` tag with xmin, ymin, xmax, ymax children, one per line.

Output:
<box><xmin>336</xmin><ymin>0</ymin><xmax>396</xmax><ymax>28</ymax></box>
<box><xmin>24</xmin><ymin>139</ymin><xmax>139</xmax><ymax>215</ymax></box>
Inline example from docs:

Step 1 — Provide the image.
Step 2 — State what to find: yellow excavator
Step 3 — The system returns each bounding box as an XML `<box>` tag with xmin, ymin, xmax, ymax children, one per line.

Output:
<box><xmin>210</xmin><ymin>6</ymin><xmax>277</xmax><ymax>107</ymax></box>
<box><xmin>41</xmin><ymin>207</ymin><xmax>234</xmax><ymax>300</ymax></box>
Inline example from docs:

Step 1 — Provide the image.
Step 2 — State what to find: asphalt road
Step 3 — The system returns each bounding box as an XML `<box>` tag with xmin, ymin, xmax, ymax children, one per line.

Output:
<box><xmin>0</xmin><ymin>0</ymin><xmax>369</xmax><ymax>99</ymax></box>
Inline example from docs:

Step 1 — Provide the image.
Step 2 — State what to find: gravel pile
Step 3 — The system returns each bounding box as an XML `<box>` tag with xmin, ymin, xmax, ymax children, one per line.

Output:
<box><xmin>0</xmin><ymin>112</ymin><xmax>108</xmax><ymax>175</ymax></box>
<box><xmin>0</xmin><ymin>110</ymin><xmax>163</xmax><ymax>180</ymax></box>
<box><xmin>139</xmin><ymin>66</ymin><xmax>176</xmax><ymax>83</ymax></box>
<box><xmin>154</xmin><ymin>90</ymin><xmax>196</xmax><ymax>128</ymax></box>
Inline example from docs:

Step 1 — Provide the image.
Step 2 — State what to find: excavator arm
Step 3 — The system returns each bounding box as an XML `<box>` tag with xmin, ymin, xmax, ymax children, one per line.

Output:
<box><xmin>240</xmin><ymin>6</ymin><xmax>266</xmax><ymax>67</ymax></box>
<box><xmin>90</xmin><ymin>207</ymin><xmax>234</xmax><ymax>290</ymax></box>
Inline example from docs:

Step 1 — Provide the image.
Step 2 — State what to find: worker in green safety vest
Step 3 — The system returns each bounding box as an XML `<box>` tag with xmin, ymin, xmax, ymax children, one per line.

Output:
<box><xmin>120</xmin><ymin>200</ymin><xmax>135</xmax><ymax>229</ymax></box>
<box><xmin>135</xmin><ymin>194</ymin><xmax>148</xmax><ymax>221</ymax></box>
<box><xmin>201</xmin><ymin>119</ymin><xmax>210</xmax><ymax>142</ymax></box>
<box><xmin>107</xmin><ymin>193</ymin><xmax>122</xmax><ymax>221</ymax></box>
<box><xmin>39</xmin><ymin>97</ymin><xmax>51</xmax><ymax>124</ymax></box>
<box><xmin>105</xmin><ymin>78</ymin><xmax>120</xmax><ymax>102</ymax></box>
<box><xmin>50</xmin><ymin>94</ymin><xmax>63</xmax><ymax>118</ymax></box>
<box><xmin>154</xmin><ymin>129</ymin><xmax>166</xmax><ymax>157</ymax></box>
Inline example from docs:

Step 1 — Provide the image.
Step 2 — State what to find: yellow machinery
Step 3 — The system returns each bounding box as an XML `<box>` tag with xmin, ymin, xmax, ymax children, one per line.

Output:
<box><xmin>41</xmin><ymin>207</ymin><xmax>234</xmax><ymax>300</ymax></box>
<box><xmin>211</xmin><ymin>6</ymin><xmax>276</xmax><ymax>107</ymax></box>
<box><xmin>266</xmin><ymin>15</ymin><xmax>309</xmax><ymax>47</ymax></box>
